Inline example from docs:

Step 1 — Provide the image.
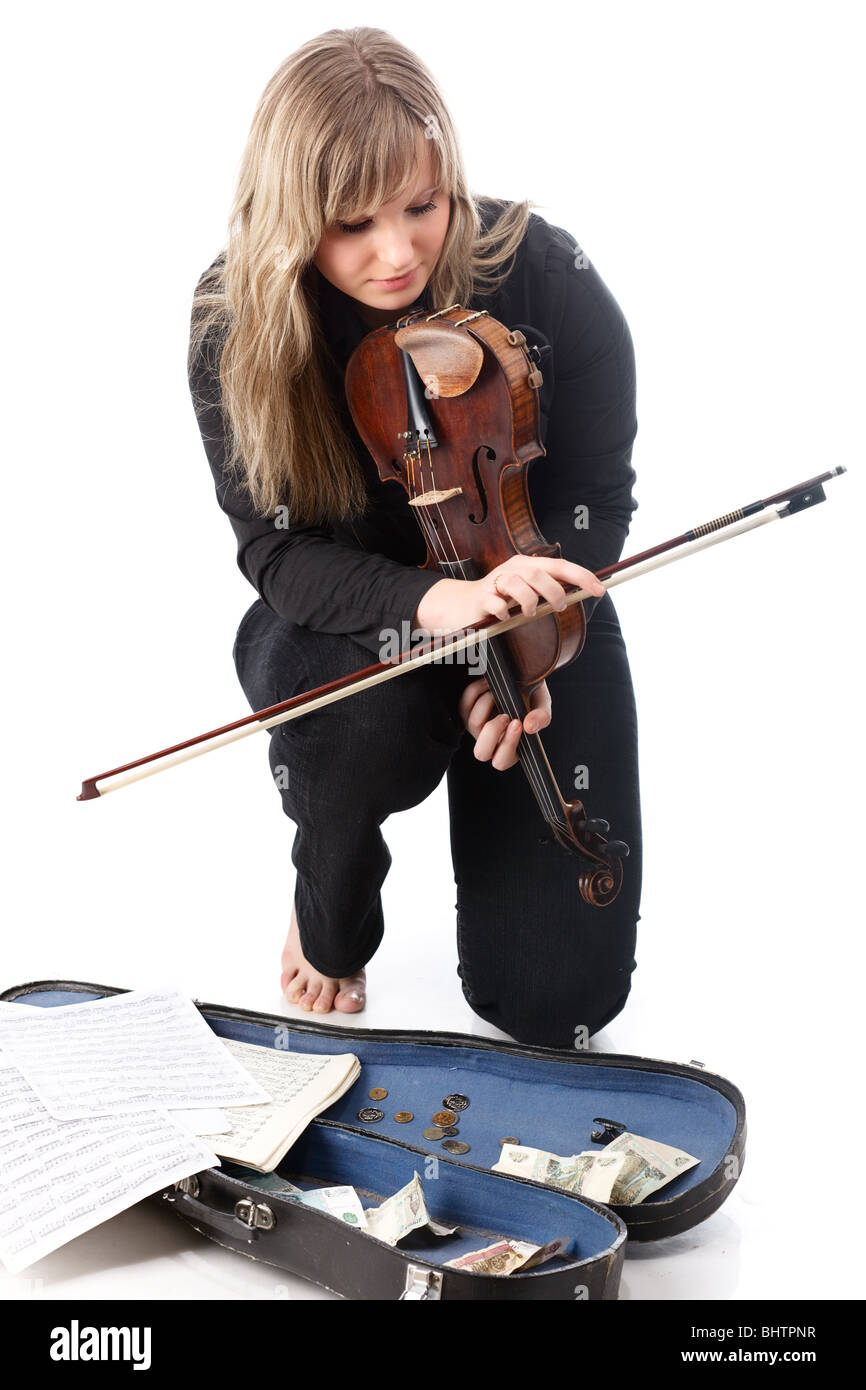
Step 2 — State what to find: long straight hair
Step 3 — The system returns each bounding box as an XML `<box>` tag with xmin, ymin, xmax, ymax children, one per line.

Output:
<box><xmin>189</xmin><ymin>27</ymin><xmax>534</xmax><ymax>525</ymax></box>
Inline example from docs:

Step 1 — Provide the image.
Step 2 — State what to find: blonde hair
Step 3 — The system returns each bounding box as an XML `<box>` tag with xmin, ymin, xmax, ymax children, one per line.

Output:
<box><xmin>189</xmin><ymin>26</ymin><xmax>535</xmax><ymax>526</ymax></box>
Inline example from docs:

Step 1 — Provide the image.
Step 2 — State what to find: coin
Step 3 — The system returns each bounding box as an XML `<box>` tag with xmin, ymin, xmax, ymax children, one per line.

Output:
<box><xmin>423</xmin><ymin>1126</ymin><xmax>445</xmax><ymax>1141</ymax></box>
<box><xmin>432</xmin><ymin>1110</ymin><xmax>458</xmax><ymax>1127</ymax></box>
<box><xmin>442</xmin><ymin>1139</ymin><xmax>470</xmax><ymax>1155</ymax></box>
<box><xmin>440</xmin><ymin>1126</ymin><xmax>460</xmax><ymax>1137</ymax></box>
<box><xmin>443</xmin><ymin>1093</ymin><xmax>470</xmax><ymax>1112</ymax></box>
<box><xmin>357</xmin><ymin>1108</ymin><xmax>384</xmax><ymax>1123</ymax></box>
<box><xmin>500</xmin><ymin>1136</ymin><xmax>520</xmax><ymax>1147</ymax></box>
<box><xmin>368</xmin><ymin>1088</ymin><xmax>388</xmax><ymax>1101</ymax></box>
<box><xmin>394</xmin><ymin>1111</ymin><xmax>414</xmax><ymax>1123</ymax></box>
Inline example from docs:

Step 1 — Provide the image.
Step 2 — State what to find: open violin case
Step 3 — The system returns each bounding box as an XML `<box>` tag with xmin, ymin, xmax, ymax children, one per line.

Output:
<box><xmin>0</xmin><ymin>979</ymin><xmax>746</xmax><ymax>1301</ymax></box>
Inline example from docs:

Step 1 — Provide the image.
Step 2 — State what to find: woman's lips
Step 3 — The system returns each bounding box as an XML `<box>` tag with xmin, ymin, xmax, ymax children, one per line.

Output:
<box><xmin>370</xmin><ymin>267</ymin><xmax>418</xmax><ymax>290</ymax></box>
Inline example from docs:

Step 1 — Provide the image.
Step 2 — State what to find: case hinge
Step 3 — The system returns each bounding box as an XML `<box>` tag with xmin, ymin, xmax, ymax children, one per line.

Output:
<box><xmin>399</xmin><ymin>1263</ymin><xmax>442</xmax><ymax>1300</ymax></box>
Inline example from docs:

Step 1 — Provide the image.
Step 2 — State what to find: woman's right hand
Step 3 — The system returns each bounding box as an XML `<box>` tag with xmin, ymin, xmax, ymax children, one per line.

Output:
<box><xmin>413</xmin><ymin>554</ymin><xmax>606</xmax><ymax>633</ymax></box>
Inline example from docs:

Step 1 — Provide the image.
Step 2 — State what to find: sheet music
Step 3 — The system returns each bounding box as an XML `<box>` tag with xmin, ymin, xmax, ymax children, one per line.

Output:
<box><xmin>168</xmin><ymin>1108</ymin><xmax>230</xmax><ymax>1135</ymax></box>
<box><xmin>0</xmin><ymin>989</ymin><xmax>270</xmax><ymax>1118</ymax></box>
<box><xmin>203</xmin><ymin>1038</ymin><xmax>360</xmax><ymax>1167</ymax></box>
<box><xmin>0</xmin><ymin>1057</ymin><xmax>220</xmax><ymax>1273</ymax></box>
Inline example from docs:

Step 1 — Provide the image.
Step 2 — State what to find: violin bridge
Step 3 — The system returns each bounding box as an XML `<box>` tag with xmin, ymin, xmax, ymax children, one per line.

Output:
<box><xmin>408</xmin><ymin>487</ymin><xmax>463</xmax><ymax>508</ymax></box>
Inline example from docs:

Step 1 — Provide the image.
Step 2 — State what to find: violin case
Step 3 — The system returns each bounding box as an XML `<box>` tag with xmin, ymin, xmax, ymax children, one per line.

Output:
<box><xmin>0</xmin><ymin>979</ymin><xmax>746</xmax><ymax>1301</ymax></box>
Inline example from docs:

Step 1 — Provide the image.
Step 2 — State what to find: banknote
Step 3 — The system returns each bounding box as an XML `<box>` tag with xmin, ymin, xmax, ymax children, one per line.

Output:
<box><xmin>445</xmin><ymin>1235</ymin><xmax>570</xmax><ymax>1275</ymax></box>
<box><xmin>492</xmin><ymin>1145</ymin><xmax>585</xmax><ymax>1191</ymax></box>
<box><xmin>221</xmin><ymin>1164</ymin><xmax>369</xmax><ymax>1225</ymax></box>
<box><xmin>365</xmin><ymin>1171</ymin><xmax>459</xmax><ymax>1246</ymax></box>
<box><xmin>298</xmin><ymin>1184</ymin><xmax>368</xmax><ymax>1228</ymax></box>
<box><xmin>492</xmin><ymin>1145</ymin><xmax>625</xmax><ymax>1202</ymax></box>
<box><xmin>493</xmin><ymin>1132</ymin><xmax>698</xmax><ymax>1205</ymax></box>
<box><xmin>602</xmin><ymin>1132</ymin><xmax>700</xmax><ymax>1205</ymax></box>
<box><xmin>572</xmin><ymin>1149</ymin><xmax>627</xmax><ymax>1202</ymax></box>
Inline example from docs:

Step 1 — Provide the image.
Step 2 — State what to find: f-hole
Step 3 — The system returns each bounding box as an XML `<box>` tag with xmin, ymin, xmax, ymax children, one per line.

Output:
<box><xmin>468</xmin><ymin>445</ymin><xmax>495</xmax><ymax>524</ymax></box>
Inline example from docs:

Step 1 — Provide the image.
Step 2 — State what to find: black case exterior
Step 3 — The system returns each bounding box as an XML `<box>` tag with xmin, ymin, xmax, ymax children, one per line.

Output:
<box><xmin>161</xmin><ymin>1159</ymin><xmax>626</xmax><ymax>1301</ymax></box>
<box><xmin>0</xmin><ymin>980</ymin><xmax>746</xmax><ymax>1302</ymax></box>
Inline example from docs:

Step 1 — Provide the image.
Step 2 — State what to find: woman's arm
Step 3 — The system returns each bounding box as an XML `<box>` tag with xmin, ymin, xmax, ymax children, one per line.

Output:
<box><xmin>189</xmin><ymin>327</ymin><xmax>442</xmax><ymax>658</ymax></box>
<box><xmin>527</xmin><ymin>232</ymin><xmax>639</xmax><ymax>620</ymax></box>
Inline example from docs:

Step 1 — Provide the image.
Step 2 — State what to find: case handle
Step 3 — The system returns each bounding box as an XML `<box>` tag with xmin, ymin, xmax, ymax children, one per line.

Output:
<box><xmin>163</xmin><ymin>1189</ymin><xmax>276</xmax><ymax>1241</ymax></box>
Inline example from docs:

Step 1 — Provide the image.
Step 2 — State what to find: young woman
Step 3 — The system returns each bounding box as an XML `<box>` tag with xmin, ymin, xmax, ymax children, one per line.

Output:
<box><xmin>188</xmin><ymin>27</ymin><xmax>642</xmax><ymax>1049</ymax></box>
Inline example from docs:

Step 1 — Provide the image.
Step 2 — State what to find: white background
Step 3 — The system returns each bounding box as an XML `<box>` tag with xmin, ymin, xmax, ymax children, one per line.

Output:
<box><xmin>2</xmin><ymin>0</ymin><xmax>862</xmax><ymax>1302</ymax></box>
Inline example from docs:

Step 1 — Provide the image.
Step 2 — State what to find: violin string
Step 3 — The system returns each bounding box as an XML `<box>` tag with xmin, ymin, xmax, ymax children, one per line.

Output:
<box><xmin>408</xmin><ymin>431</ymin><xmax>568</xmax><ymax>833</ymax></box>
<box><xmin>409</xmin><ymin>433</ymin><xmax>566</xmax><ymax>831</ymax></box>
<box><xmin>395</xmin><ymin>356</ymin><xmax>569</xmax><ymax>834</ymax></box>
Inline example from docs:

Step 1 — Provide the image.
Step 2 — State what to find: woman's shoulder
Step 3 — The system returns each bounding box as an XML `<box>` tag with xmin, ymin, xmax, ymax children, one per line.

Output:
<box><xmin>188</xmin><ymin>251</ymin><xmax>228</xmax><ymax>386</ymax></box>
<box><xmin>476</xmin><ymin>199</ymin><xmax>599</xmax><ymax>332</ymax></box>
<box><xmin>193</xmin><ymin>249</ymin><xmax>226</xmax><ymax>289</ymax></box>
<box><xmin>477</xmin><ymin>195</ymin><xmax>583</xmax><ymax>261</ymax></box>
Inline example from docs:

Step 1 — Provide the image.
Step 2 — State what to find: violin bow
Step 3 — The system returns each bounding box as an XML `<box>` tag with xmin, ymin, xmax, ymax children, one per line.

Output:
<box><xmin>77</xmin><ymin>467</ymin><xmax>845</xmax><ymax>802</ymax></box>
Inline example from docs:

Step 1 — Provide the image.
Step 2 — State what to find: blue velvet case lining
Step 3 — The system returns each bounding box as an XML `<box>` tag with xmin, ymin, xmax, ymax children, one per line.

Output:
<box><xmin>223</xmin><ymin>1124</ymin><xmax>618</xmax><ymax>1268</ymax></box>
<box><xmin>15</xmin><ymin>988</ymin><xmax>737</xmax><ymax>1210</ymax></box>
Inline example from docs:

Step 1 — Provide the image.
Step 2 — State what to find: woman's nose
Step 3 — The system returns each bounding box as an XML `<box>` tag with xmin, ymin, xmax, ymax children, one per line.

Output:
<box><xmin>371</xmin><ymin>228</ymin><xmax>415</xmax><ymax>272</ymax></box>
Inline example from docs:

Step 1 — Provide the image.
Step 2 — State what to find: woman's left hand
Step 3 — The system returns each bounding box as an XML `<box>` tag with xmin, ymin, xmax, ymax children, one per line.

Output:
<box><xmin>457</xmin><ymin>677</ymin><xmax>552</xmax><ymax>771</ymax></box>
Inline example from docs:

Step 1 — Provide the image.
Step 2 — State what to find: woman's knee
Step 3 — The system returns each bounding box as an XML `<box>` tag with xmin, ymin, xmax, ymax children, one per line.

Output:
<box><xmin>258</xmin><ymin>650</ymin><xmax>464</xmax><ymax>818</ymax></box>
<box><xmin>456</xmin><ymin>894</ymin><xmax>639</xmax><ymax>1048</ymax></box>
<box><xmin>463</xmin><ymin>962</ymin><xmax>636</xmax><ymax>1049</ymax></box>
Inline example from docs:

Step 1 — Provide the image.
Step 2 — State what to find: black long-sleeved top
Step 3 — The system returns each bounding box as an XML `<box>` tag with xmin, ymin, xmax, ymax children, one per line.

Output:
<box><xmin>188</xmin><ymin>203</ymin><xmax>638</xmax><ymax>654</ymax></box>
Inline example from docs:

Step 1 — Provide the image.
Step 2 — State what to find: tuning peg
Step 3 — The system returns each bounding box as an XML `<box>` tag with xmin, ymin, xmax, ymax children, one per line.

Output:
<box><xmin>583</xmin><ymin>818</ymin><xmax>610</xmax><ymax>835</ymax></box>
<box><xmin>604</xmin><ymin>840</ymin><xmax>630</xmax><ymax>859</ymax></box>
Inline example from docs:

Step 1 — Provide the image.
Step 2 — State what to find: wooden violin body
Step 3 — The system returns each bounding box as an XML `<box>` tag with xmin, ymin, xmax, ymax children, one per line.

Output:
<box><xmin>346</xmin><ymin>304</ymin><xmax>628</xmax><ymax>907</ymax></box>
<box><xmin>347</xmin><ymin>305</ymin><xmax>585</xmax><ymax>686</ymax></box>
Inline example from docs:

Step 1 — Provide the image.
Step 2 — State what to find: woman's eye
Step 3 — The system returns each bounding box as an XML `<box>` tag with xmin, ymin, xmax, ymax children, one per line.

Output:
<box><xmin>338</xmin><ymin>200</ymin><xmax>438</xmax><ymax>235</ymax></box>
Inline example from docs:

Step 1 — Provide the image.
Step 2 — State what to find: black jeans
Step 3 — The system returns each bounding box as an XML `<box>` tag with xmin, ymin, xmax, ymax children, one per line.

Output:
<box><xmin>232</xmin><ymin>592</ymin><xmax>642</xmax><ymax>1049</ymax></box>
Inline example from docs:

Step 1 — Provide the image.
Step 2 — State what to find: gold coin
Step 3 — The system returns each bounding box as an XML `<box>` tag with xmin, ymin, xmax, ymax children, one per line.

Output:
<box><xmin>394</xmin><ymin>1111</ymin><xmax>414</xmax><ymax>1123</ymax></box>
<box><xmin>432</xmin><ymin>1110</ymin><xmax>458</xmax><ymax>1127</ymax></box>
<box><xmin>368</xmin><ymin>1088</ymin><xmax>388</xmax><ymax>1100</ymax></box>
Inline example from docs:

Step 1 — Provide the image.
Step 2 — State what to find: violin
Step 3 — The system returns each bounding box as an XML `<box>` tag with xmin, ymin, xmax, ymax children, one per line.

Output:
<box><xmin>345</xmin><ymin>302</ymin><xmax>628</xmax><ymax>907</ymax></box>
<box><xmin>76</xmin><ymin>300</ymin><xmax>845</xmax><ymax>914</ymax></box>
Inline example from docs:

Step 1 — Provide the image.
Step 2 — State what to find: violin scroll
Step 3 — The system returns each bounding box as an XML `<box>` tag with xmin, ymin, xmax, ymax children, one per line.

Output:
<box><xmin>551</xmin><ymin>801</ymin><xmax>630</xmax><ymax>908</ymax></box>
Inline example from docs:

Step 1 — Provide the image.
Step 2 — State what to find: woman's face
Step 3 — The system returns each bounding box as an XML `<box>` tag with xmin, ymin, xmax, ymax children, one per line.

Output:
<box><xmin>313</xmin><ymin>140</ymin><xmax>451</xmax><ymax>328</ymax></box>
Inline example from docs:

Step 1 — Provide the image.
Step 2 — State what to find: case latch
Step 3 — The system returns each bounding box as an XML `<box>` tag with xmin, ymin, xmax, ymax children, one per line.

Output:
<box><xmin>234</xmin><ymin>1199</ymin><xmax>276</xmax><ymax>1230</ymax></box>
<box><xmin>173</xmin><ymin>1176</ymin><xmax>200</xmax><ymax>1198</ymax></box>
<box><xmin>591</xmin><ymin>1117</ymin><xmax>627</xmax><ymax>1144</ymax></box>
<box><xmin>399</xmin><ymin>1263</ymin><xmax>442</xmax><ymax>1300</ymax></box>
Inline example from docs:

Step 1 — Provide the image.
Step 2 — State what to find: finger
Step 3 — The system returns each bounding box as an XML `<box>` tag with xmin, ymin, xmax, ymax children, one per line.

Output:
<box><xmin>524</xmin><ymin>682</ymin><xmax>552</xmax><ymax>734</ymax></box>
<box><xmin>519</xmin><ymin>570</ymin><xmax>569</xmax><ymax>612</ymax></box>
<box><xmin>491</xmin><ymin>573</ymin><xmax>540</xmax><ymax>617</ymax></box>
<box><xmin>534</xmin><ymin>557</ymin><xmax>606</xmax><ymax>597</ymax></box>
<box><xmin>491</xmin><ymin>717</ymin><xmax>524</xmax><ymax>771</ymax></box>
<box><xmin>465</xmin><ymin>691</ymin><xmax>499</xmax><ymax>739</ymax></box>
<box><xmin>473</xmin><ymin>713</ymin><xmax>512</xmax><ymax>763</ymax></box>
<box><xmin>480</xmin><ymin>582</ymin><xmax>512</xmax><ymax>620</ymax></box>
<box><xmin>457</xmin><ymin>676</ymin><xmax>489</xmax><ymax>725</ymax></box>
<box><xmin>500</xmin><ymin>561</ymin><xmax>569</xmax><ymax>611</ymax></box>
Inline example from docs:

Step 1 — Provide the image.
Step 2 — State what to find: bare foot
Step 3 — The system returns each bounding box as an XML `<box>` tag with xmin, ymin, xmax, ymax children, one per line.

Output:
<box><xmin>280</xmin><ymin>902</ymin><xmax>366</xmax><ymax>1014</ymax></box>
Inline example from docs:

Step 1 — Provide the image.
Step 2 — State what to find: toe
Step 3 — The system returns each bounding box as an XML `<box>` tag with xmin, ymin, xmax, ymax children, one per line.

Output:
<box><xmin>299</xmin><ymin>979</ymin><xmax>324</xmax><ymax>1012</ymax></box>
<box><xmin>334</xmin><ymin>977</ymin><xmax>366</xmax><ymax>1013</ymax></box>
<box><xmin>313</xmin><ymin>981</ymin><xmax>338</xmax><ymax>1014</ymax></box>
<box><xmin>286</xmin><ymin>974</ymin><xmax>307</xmax><ymax>1005</ymax></box>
